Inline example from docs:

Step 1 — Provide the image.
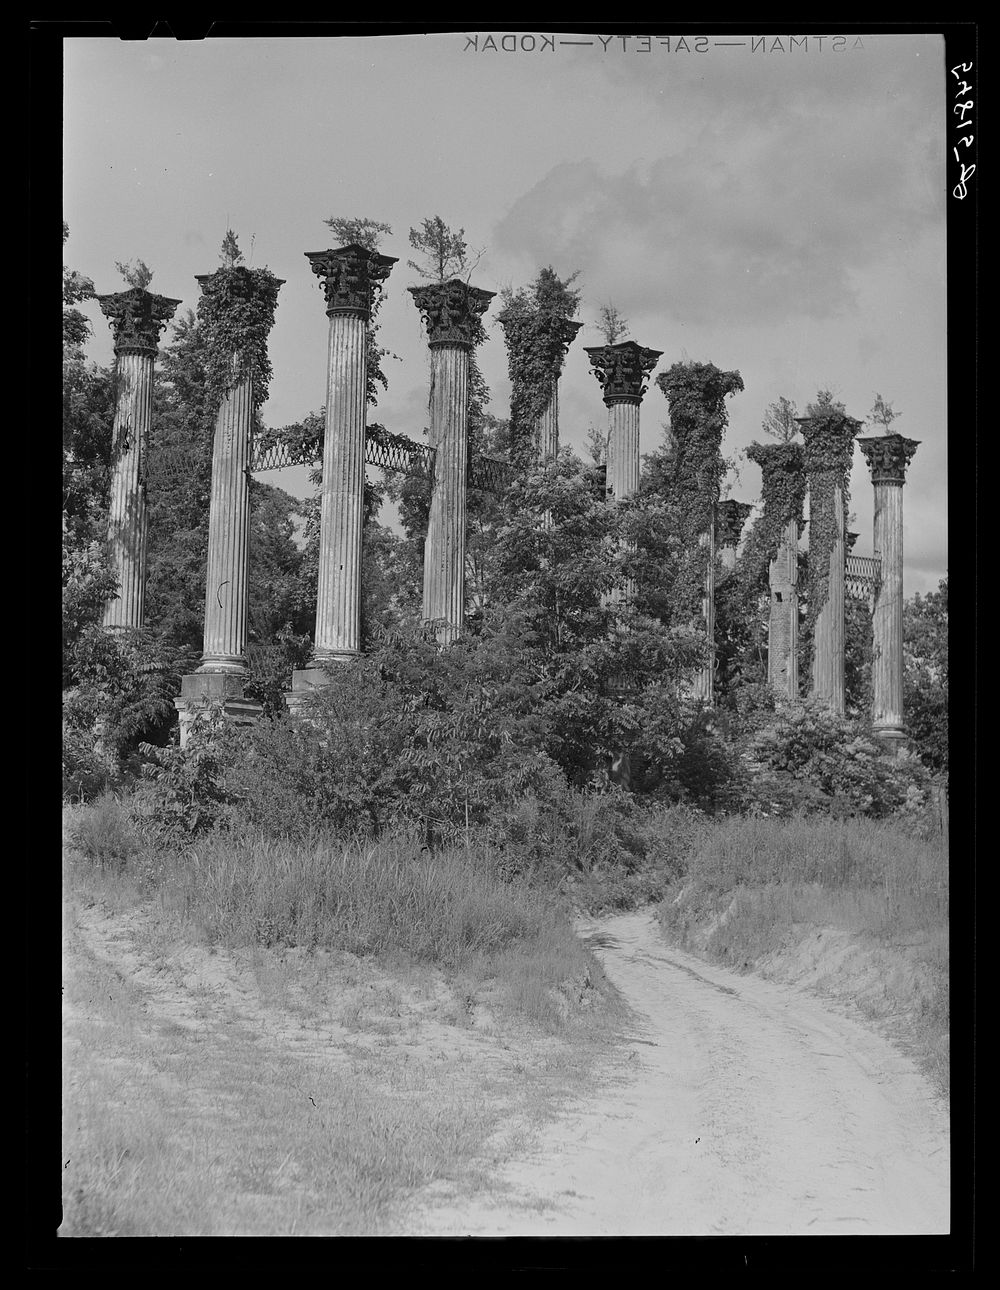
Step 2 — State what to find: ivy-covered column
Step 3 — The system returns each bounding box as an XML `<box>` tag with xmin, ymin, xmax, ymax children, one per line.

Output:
<box><xmin>656</xmin><ymin>362</ymin><xmax>744</xmax><ymax>705</ymax></box>
<box><xmin>696</xmin><ymin>520</ymin><xmax>717</xmax><ymax>703</ymax></box>
<box><xmin>175</xmin><ymin>257</ymin><xmax>283</xmax><ymax>747</ymax></box>
<box><xmin>586</xmin><ymin>341</ymin><xmax>662</xmax><ymax>603</ymax></box>
<box><xmin>858</xmin><ymin>432</ymin><xmax>919</xmax><ymax>752</ymax></box>
<box><xmin>96</xmin><ymin>286</ymin><xmax>180</xmax><ymax>629</ymax></box>
<box><xmin>745</xmin><ymin>442</ymin><xmax>806</xmax><ymax>701</ymax></box>
<box><xmin>715</xmin><ymin>499</ymin><xmax>753</xmax><ymax>572</ymax></box>
<box><xmin>287</xmin><ymin>245</ymin><xmax>396</xmax><ymax>713</ymax></box>
<box><xmin>531</xmin><ymin>318</ymin><xmax>583</xmax><ymax>465</ymax></box>
<box><xmin>410</xmin><ymin>279</ymin><xmax>495</xmax><ymax>644</ymax></box>
<box><xmin>798</xmin><ymin>413</ymin><xmax>862</xmax><ymax>716</ymax></box>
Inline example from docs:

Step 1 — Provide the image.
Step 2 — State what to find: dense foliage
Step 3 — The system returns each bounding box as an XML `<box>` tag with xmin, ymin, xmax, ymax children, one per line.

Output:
<box><xmin>196</xmin><ymin>249</ymin><xmax>282</xmax><ymax>416</ymax></box>
<box><xmin>498</xmin><ymin>267</ymin><xmax>581</xmax><ymax>467</ymax></box>
<box><xmin>647</xmin><ymin>362</ymin><xmax>744</xmax><ymax>622</ymax></box>
<box><xmin>63</xmin><ymin>222</ymin><xmax>944</xmax><ymax>881</ymax></box>
<box><xmin>798</xmin><ymin>393</ymin><xmax>860</xmax><ymax>639</ymax></box>
<box><xmin>903</xmin><ymin>577</ymin><xmax>948</xmax><ymax>775</ymax></box>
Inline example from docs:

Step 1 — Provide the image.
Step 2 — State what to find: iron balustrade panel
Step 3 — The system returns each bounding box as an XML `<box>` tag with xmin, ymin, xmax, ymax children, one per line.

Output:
<box><xmin>845</xmin><ymin>553</ymin><xmax>882</xmax><ymax>602</ymax></box>
<box><xmin>468</xmin><ymin>453</ymin><xmax>513</xmax><ymax>494</ymax></box>
<box><xmin>146</xmin><ymin>435</ymin><xmax>508</xmax><ymax>490</ymax></box>
<box><xmin>250</xmin><ymin>436</ymin><xmax>322</xmax><ymax>473</ymax></box>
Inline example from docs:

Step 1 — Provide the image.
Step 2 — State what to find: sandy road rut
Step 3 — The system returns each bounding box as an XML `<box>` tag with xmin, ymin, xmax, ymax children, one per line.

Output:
<box><xmin>410</xmin><ymin>910</ymin><xmax>950</xmax><ymax>1237</ymax></box>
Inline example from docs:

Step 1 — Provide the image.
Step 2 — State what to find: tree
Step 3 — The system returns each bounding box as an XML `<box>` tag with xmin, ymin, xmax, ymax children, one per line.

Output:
<box><xmin>596</xmin><ymin>303</ymin><xmax>629</xmax><ymax>345</ymax></box>
<box><xmin>805</xmin><ymin>389</ymin><xmax>847</xmax><ymax>418</ymax></box>
<box><xmin>585</xmin><ymin>424</ymin><xmax>608</xmax><ymax>466</ymax></box>
<box><xmin>407</xmin><ymin>215</ymin><xmax>482</xmax><ymax>282</ymax></box>
<box><xmin>867</xmin><ymin>392</ymin><xmax>901</xmax><ymax>434</ymax></box>
<box><xmin>903</xmin><ymin>577</ymin><xmax>948</xmax><ymax>775</ymax></box>
<box><xmin>62</xmin><ymin>222</ymin><xmax>95</xmax><ymax>349</ymax></box>
<box><xmin>761</xmin><ymin>395</ymin><xmax>798</xmax><ymax>444</ymax></box>
<box><xmin>220</xmin><ymin>228</ymin><xmax>243</xmax><ymax>268</ymax></box>
<box><xmin>115</xmin><ymin>258</ymin><xmax>154</xmax><ymax>290</ymax></box>
<box><xmin>323</xmin><ymin>216</ymin><xmax>392</xmax><ymax>252</ymax></box>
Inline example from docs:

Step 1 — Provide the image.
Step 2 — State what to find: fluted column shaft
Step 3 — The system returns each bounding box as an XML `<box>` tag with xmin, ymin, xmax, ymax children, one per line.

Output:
<box><xmin>536</xmin><ymin>382</ymin><xmax>559</xmax><ymax>465</ymax></box>
<box><xmin>313</xmin><ymin>310</ymin><xmax>368</xmax><ymax>660</ymax></box>
<box><xmin>423</xmin><ymin>344</ymin><xmax>469</xmax><ymax>643</ymax></box>
<box><xmin>102</xmin><ymin>350</ymin><xmax>153</xmax><ymax>629</ymax></box>
<box><xmin>693</xmin><ymin>517</ymin><xmax>716</xmax><ymax>703</ymax></box>
<box><xmin>605</xmin><ymin>398</ymin><xmax>640</xmax><ymax>608</ymax></box>
<box><xmin>607</xmin><ymin>397</ymin><xmax>640</xmax><ymax>502</ymax></box>
<box><xmin>96</xmin><ymin>285</ymin><xmax>179</xmax><ymax>629</ymax></box>
<box><xmin>871</xmin><ymin>480</ymin><xmax>904</xmax><ymax>732</ymax></box>
<box><xmin>858</xmin><ymin>433</ymin><xmax>918</xmax><ymax>745</ymax></box>
<box><xmin>768</xmin><ymin>517</ymin><xmax>800</xmax><ymax>700</ymax></box>
<box><xmin>811</xmin><ymin>478</ymin><xmax>846</xmax><ymax>714</ymax></box>
<box><xmin>198</xmin><ymin>370</ymin><xmax>253</xmax><ymax>672</ymax></box>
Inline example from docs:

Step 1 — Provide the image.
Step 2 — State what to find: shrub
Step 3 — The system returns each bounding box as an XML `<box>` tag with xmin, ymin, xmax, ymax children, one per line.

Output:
<box><xmin>745</xmin><ymin>701</ymin><xmax>932</xmax><ymax>820</ymax></box>
<box><xmin>65</xmin><ymin>794</ymin><xmax>140</xmax><ymax>870</ymax></box>
<box><xmin>133</xmin><ymin>707</ymin><xmax>242</xmax><ymax>843</ymax></box>
<box><xmin>62</xmin><ymin>721</ymin><xmax>116</xmax><ymax>803</ymax></box>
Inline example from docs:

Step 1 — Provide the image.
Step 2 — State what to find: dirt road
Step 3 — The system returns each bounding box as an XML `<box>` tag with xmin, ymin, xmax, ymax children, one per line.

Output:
<box><xmin>409</xmin><ymin>909</ymin><xmax>950</xmax><ymax>1237</ymax></box>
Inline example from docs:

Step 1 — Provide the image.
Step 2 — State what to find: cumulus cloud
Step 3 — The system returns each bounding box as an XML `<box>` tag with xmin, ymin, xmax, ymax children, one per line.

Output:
<box><xmin>493</xmin><ymin>52</ymin><xmax>943</xmax><ymax>328</ymax></box>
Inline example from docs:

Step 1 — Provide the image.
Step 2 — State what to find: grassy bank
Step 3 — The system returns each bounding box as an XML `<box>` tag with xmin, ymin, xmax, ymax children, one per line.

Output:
<box><xmin>656</xmin><ymin>814</ymin><xmax>949</xmax><ymax>1094</ymax></box>
<box><xmin>61</xmin><ymin>798</ymin><xmax>625</xmax><ymax>1236</ymax></box>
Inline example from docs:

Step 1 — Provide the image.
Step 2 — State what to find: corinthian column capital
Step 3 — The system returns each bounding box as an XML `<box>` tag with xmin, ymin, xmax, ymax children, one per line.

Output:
<box><xmin>585</xmin><ymin>341</ymin><xmax>662</xmax><ymax>405</ymax></box>
<box><xmin>409</xmin><ymin>278</ymin><xmax>495</xmax><ymax>347</ymax></box>
<box><xmin>96</xmin><ymin>286</ymin><xmax>181</xmax><ymax>355</ymax></box>
<box><xmin>305</xmin><ymin>244</ymin><xmax>397</xmax><ymax>319</ymax></box>
<box><xmin>857</xmin><ymin>433</ymin><xmax>920</xmax><ymax>485</ymax></box>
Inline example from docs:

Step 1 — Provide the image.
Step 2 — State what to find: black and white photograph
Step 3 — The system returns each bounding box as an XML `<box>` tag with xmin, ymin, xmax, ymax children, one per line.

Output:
<box><xmin>53</xmin><ymin>22</ymin><xmax>970</xmax><ymax>1254</ymax></box>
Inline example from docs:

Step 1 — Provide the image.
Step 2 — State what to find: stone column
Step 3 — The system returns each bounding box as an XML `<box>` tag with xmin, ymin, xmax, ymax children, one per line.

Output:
<box><xmin>858</xmin><ymin>433</ymin><xmax>920</xmax><ymax>752</ymax></box>
<box><xmin>409</xmin><ymin>279</ymin><xmax>495</xmax><ymax>644</ymax></box>
<box><xmin>694</xmin><ymin>517</ymin><xmax>717</xmax><ymax>703</ymax></box>
<box><xmin>176</xmin><ymin>269</ymin><xmax>283</xmax><ymax>746</ymax></box>
<box><xmin>799</xmin><ymin>415</ymin><xmax>861</xmax><ymax>716</ymax></box>
<box><xmin>715</xmin><ymin>499</ymin><xmax>753</xmax><ymax>573</ymax></box>
<box><xmin>287</xmin><ymin>245</ymin><xmax>396</xmax><ymax>712</ymax></box>
<box><xmin>95</xmin><ymin>287</ymin><xmax>180</xmax><ymax>629</ymax></box>
<box><xmin>535</xmin><ymin>318</ymin><xmax>583</xmax><ymax>465</ymax></box>
<box><xmin>768</xmin><ymin>517</ymin><xmax>801</xmax><ymax>700</ymax></box>
<box><xmin>585</xmin><ymin>341</ymin><xmax>662</xmax><ymax>604</ymax></box>
<box><xmin>745</xmin><ymin>442</ymin><xmax>805</xmax><ymax>702</ymax></box>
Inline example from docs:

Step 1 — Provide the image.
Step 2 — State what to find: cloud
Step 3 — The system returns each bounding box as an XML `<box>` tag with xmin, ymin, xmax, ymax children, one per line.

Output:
<box><xmin>493</xmin><ymin>66</ymin><xmax>942</xmax><ymax>328</ymax></box>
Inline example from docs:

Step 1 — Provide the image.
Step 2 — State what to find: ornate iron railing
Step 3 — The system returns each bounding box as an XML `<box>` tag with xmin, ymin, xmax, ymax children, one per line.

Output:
<box><xmin>468</xmin><ymin>453</ymin><xmax>513</xmax><ymax>494</ymax></box>
<box><xmin>845</xmin><ymin>553</ymin><xmax>882</xmax><ymax>602</ymax></box>
<box><xmin>144</xmin><ymin>435</ymin><xmax>513</xmax><ymax>496</ymax></box>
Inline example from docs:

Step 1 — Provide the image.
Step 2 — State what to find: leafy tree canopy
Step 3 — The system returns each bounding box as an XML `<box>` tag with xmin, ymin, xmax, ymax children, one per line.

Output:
<box><xmin>407</xmin><ymin>215</ymin><xmax>482</xmax><ymax>282</ymax></box>
<box><xmin>596</xmin><ymin>302</ymin><xmax>629</xmax><ymax>345</ymax></box>
<box><xmin>115</xmin><ymin>258</ymin><xmax>154</xmax><ymax>290</ymax></box>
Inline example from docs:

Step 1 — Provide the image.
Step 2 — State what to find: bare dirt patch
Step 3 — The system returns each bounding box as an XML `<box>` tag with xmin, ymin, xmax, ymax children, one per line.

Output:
<box><xmin>408</xmin><ymin>909</ymin><xmax>950</xmax><ymax>1236</ymax></box>
<box><xmin>61</xmin><ymin>895</ymin><xmax>608</xmax><ymax>1236</ymax></box>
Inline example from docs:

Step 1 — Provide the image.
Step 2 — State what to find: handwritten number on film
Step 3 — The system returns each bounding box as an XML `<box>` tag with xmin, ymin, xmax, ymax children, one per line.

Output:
<box><xmin>950</xmin><ymin>63</ymin><xmax>975</xmax><ymax>200</ymax></box>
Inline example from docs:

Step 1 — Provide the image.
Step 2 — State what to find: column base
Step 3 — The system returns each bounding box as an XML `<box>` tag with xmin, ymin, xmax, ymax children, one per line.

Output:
<box><xmin>873</xmin><ymin>725</ymin><xmax>908</xmax><ymax>757</ymax></box>
<box><xmin>195</xmin><ymin>656</ymin><xmax>247</xmax><ymax>674</ymax></box>
<box><xmin>174</xmin><ymin>672</ymin><xmax>261</xmax><ymax>749</ymax></box>
<box><xmin>283</xmin><ymin>663</ymin><xmax>346</xmax><ymax>717</ymax></box>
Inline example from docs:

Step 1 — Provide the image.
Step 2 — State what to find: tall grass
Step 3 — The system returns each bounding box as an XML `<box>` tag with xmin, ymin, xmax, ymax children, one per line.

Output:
<box><xmin>161</xmin><ymin>832</ymin><xmax>559</xmax><ymax>965</ymax></box>
<box><xmin>64</xmin><ymin>799</ymin><xmax>613</xmax><ymax>1035</ymax></box>
<box><xmin>664</xmin><ymin>813</ymin><xmax>948</xmax><ymax>933</ymax></box>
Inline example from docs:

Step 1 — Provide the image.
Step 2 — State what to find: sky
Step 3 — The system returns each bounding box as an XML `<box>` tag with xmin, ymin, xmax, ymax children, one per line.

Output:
<box><xmin>64</xmin><ymin>29</ymin><xmax>950</xmax><ymax>596</ymax></box>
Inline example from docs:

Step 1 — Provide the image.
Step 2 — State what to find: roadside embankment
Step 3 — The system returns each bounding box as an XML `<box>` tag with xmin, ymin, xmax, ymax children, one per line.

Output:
<box><xmin>655</xmin><ymin>814</ymin><xmax>949</xmax><ymax>1095</ymax></box>
<box><xmin>61</xmin><ymin>801</ymin><xmax>625</xmax><ymax>1236</ymax></box>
